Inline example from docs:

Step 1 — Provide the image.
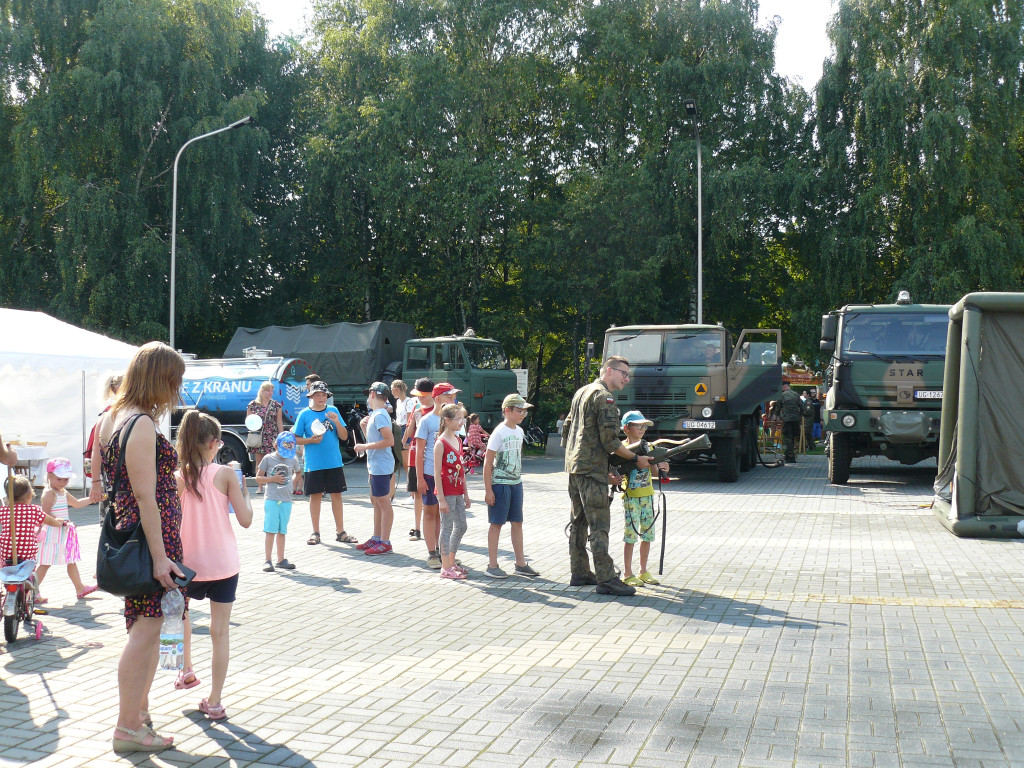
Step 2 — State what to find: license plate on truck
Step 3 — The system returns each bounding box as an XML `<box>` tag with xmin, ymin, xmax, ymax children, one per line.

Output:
<box><xmin>682</xmin><ymin>420</ymin><xmax>716</xmax><ymax>429</ymax></box>
<box><xmin>915</xmin><ymin>390</ymin><xmax>942</xmax><ymax>400</ymax></box>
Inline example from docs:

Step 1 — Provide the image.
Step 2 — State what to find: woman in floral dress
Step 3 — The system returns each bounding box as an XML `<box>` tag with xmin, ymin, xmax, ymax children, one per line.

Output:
<box><xmin>99</xmin><ymin>342</ymin><xmax>187</xmax><ymax>753</ymax></box>
<box><xmin>247</xmin><ymin>382</ymin><xmax>284</xmax><ymax>483</ymax></box>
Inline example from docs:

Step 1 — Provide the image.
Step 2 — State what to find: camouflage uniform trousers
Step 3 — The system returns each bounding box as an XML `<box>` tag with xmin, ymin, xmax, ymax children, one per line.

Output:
<box><xmin>567</xmin><ymin>473</ymin><xmax>616</xmax><ymax>582</ymax></box>
<box><xmin>782</xmin><ymin>420</ymin><xmax>800</xmax><ymax>460</ymax></box>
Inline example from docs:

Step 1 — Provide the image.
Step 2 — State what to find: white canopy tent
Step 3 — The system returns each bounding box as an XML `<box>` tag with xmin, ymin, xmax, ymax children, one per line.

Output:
<box><xmin>0</xmin><ymin>309</ymin><xmax>139</xmax><ymax>490</ymax></box>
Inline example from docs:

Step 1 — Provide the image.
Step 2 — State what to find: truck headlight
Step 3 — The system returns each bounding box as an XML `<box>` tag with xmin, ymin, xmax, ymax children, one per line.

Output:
<box><xmin>701</xmin><ymin>407</ymin><xmax>713</xmax><ymax>418</ymax></box>
<box><xmin>841</xmin><ymin>414</ymin><xmax>856</xmax><ymax>428</ymax></box>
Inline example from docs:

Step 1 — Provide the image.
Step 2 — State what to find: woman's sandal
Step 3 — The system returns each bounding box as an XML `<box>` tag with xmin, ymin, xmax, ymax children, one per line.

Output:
<box><xmin>307</xmin><ymin>532</ymin><xmax>320</xmax><ymax>545</ymax></box>
<box><xmin>174</xmin><ymin>668</ymin><xmax>200</xmax><ymax>690</ymax></box>
<box><xmin>336</xmin><ymin>531</ymin><xmax>358</xmax><ymax>544</ymax></box>
<box><xmin>199</xmin><ymin>697</ymin><xmax>227</xmax><ymax>720</ymax></box>
<box><xmin>112</xmin><ymin>724</ymin><xmax>173</xmax><ymax>752</ymax></box>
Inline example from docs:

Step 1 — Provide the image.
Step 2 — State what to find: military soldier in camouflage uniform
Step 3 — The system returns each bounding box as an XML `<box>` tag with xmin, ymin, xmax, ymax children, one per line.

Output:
<box><xmin>562</xmin><ymin>356</ymin><xmax>651</xmax><ymax>597</ymax></box>
<box><xmin>776</xmin><ymin>382</ymin><xmax>804</xmax><ymax>462</ymax></box>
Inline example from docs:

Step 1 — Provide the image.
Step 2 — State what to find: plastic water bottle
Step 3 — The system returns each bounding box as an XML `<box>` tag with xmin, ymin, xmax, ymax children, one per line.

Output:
<box><xmin>159</xmin><ymin>589</ymin><xmax>185</xmax><ymax>672</ymax></box>
<box><xmin>228</xmin><ymin>461</ymin><xmax>243</xmax><ymax>514</ymax></box>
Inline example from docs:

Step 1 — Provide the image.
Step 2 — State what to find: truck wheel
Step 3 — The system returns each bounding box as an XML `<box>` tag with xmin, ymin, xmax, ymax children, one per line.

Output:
<box><xmin>218</xmin><ymin>433</ymin><xmax>251</xmax><ymax>474</ymax></box>
<box><xmin>828</xmin><ymin>433</ymin><xmax>851</xmax><ymax>484</ymax></box>
<box><xmin>716</xmin><ymin>436</ymin><xmax>741</xmax><ymax>483</ymax></box>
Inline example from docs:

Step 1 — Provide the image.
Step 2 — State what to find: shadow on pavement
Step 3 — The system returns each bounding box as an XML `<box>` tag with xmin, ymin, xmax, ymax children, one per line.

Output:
<box><xmin>182</xmin><ymin>711</ymin><xmax>316</xmax><ymax>766</ymax></box>
<box><xmin>1</xmin><ymin>636</ymin><xmax>84</xmax><ymax>763</ymax></box>
<box><xmin>273</xmin><ymin>570</ymin><xmax>360</xmax><ymax>595</ymax></box>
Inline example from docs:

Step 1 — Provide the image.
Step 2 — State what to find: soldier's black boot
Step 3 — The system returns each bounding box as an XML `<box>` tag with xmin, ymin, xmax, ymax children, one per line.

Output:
<box><xmin>570</xmin><ymin>572</ymin><xmax>597</xmax><ymax>586</ymax></box>
<box><xmin>596</xmin><ymin>577</ymin><xmax>636</xmax><ymax>596</ymax></box>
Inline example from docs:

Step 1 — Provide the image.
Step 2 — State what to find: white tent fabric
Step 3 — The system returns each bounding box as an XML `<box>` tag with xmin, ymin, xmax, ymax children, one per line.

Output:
<box><xmin>0</xmin><ymin>309</ymin><xmax>139</xmax><ymax>490</ymax></box>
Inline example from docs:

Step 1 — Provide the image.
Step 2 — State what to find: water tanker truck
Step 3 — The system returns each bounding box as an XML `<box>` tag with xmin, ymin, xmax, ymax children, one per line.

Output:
<box><xmin>174</xmin><ymin>351</ymin><xmax>315</xmax><ymax>472</ymax></box>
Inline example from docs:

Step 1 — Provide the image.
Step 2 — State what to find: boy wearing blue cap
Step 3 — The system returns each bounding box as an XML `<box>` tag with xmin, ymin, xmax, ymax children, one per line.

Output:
<box><xmin>256</xmin><ymin>432</ymin><xmax>302</xmax><ymax>572</ymax></box>
<box><xmin>618</xmin><ymin>411</ymin><xmax>669</xmax><ymax>587</ymax></box>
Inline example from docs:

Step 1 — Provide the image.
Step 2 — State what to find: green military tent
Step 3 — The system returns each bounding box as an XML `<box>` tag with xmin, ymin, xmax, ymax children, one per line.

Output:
<box><xmin>933</xmin><ymin>293</ymin><xmax>1024</xmax><ymax>537</ymax></box>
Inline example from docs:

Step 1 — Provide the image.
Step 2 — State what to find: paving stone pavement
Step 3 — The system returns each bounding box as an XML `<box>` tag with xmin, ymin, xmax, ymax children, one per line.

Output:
<box><xmin>2</xmin><ymin>454</ymin><xmax>1023</xmax><ymax>768</ymax></box>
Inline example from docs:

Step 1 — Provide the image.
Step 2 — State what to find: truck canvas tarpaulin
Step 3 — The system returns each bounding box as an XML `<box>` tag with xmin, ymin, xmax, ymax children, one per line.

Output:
<box><xmin>224</xmin><ymin>321</ymin><xmax>414</xmax><ymax>398</ymax></box>
<box><xmin>933</xmin><ymin>292</ymin><xmax>1024</xmax><ymax>538</ymax></box>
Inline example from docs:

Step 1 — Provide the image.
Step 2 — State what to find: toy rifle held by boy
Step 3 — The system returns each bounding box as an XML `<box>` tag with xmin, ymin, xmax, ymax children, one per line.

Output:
<box><xmin>609</xmin><ymin>433</ymin><xmax>712</xmax><ymax>470</ymax></box>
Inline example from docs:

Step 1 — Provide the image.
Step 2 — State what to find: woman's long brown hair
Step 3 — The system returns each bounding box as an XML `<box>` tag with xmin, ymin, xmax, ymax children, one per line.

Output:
<box><xmin>176</xmin><ymin>410</ymin><xmax>221</xmax><ymax>501</ymax></box>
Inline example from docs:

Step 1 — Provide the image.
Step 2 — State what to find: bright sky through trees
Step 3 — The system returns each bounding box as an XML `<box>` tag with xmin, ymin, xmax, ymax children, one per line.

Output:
<box><xmin>256</xmin><ymin>0</ymin><xmax>834</xmax><ymax>88</ymax></box>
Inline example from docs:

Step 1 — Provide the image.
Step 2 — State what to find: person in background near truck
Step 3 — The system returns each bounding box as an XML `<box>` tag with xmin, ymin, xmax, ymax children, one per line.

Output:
<box><xmin>354</xmin><ymin>382</ymin><xmax>397</xmax><ymax>556</ymax></box>
<box><xmin>417</xmin><ymin>382</ymin><xmax>459</xmax><ymax>569</ymax></box>
<box><xmin>774</xmin><ymin>382</ymin><xmax>804</xmax><ymax>462</ymax></box>
<box><xmin>293</xmin><ymin>381</ymin><xmax>356</xmax><ymax>546</ymax></box>
<box><xmin>256</xmin><ymin>432</ymin><xmax>301</xmax><ymax>572</ymax></box>
<box><xmin>811</xmin><ymin>390</ymin><xmax>823</xmax><ymax>443</ymax></box>
<box><xmin>246</xmin><ymin>382</ymin><xmax>284</xmax><ymax>492</ymax></box>
<box><xmin>174</xmin><ymin>409</ymin><xmax>253</xmax><ymax>721</ymax></box>
<box><xmin>483</xmin><ymin>394</ymin><xmax>540</xmax><ymax>579</ymax></box>
<box><xmin>562</xmin><ymin>355</ymin><xmax>651</xmax><ymax>597</ymax></box>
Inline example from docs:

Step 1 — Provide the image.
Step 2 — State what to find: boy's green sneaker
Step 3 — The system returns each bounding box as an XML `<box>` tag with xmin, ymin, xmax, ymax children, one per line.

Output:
<box><xmin>623</xmin><ymin>575</ymin><xmax>643</xmax><ymax>587</ymax></box>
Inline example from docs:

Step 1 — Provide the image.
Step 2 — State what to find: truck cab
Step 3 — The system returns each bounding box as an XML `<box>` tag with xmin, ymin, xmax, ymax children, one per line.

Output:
<box><xmin>820</xmin><ymin>293</ymin><xmax>950</xmax><ymax>484</ymax></box>
<box><xmin>403</xmin><ymin>334</ymin><xmax>517</xmax><ymax>430</ymax></box>
<box><xmin>603</xmin><ymin>324</ymin><xmax>782</xmax><ymax>481</ymax></box>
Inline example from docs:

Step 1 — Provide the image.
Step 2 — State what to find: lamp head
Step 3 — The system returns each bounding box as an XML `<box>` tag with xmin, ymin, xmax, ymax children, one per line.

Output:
<box><xmin>683</xmin><ymin>99</ymin><xmax>697</xmax><ymax>117</ymax></box>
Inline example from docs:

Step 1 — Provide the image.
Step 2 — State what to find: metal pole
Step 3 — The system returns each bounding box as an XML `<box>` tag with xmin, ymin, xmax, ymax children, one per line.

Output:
<box><xmin>169</xmin><ymin>116</ymin><xmax>253</xmax><ymax>349</ymax></box>
<box><xmin>696</xmin><ymin>131</ymin><xmax>702</xmax><ymax>325</ymax></box>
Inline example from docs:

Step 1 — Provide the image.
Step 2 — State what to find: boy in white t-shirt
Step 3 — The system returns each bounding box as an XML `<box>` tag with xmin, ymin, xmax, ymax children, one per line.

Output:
<box><xmin>483</xmin><ymin>394</ymin><xmax>540</xmax><ymax>579</ymax></box>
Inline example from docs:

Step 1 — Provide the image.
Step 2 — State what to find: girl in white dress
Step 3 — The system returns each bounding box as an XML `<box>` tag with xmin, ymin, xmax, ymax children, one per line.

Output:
<box><xmin>36</xmin><ymin>457</ymin><xmax>97</xmax><ymax>602</ymax></box>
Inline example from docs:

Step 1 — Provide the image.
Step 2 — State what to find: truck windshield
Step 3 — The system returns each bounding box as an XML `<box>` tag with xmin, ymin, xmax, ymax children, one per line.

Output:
<box><xmin>464</xmin><ymin>342</ymin><xmax>509</xmax><ymax>370</ymax></box>
<box><xmin>605</xmin><ymin>332</ymin><xmax>662</xmax><ymax>364</ymax></box>
<box><xmin>841</xmin><ymin>312</ymin><xmax>949</xmax><ymax>357</ymax></box>
<box><xmin>665</xmin><ymin>331</ymin><xmax>724</xmax><ymax>365</ymax></box>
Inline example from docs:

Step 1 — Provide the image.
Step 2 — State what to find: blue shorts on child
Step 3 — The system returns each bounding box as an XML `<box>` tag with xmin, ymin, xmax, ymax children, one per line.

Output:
<box><xmin>264</xmin><ymin>500</ymin><xmax>292</xmax><ymax>535</ymax></box>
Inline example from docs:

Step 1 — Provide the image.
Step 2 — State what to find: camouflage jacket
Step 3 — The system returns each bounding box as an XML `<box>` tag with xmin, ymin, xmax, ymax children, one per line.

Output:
<box><xmin>777</xmin><ymin>388</ymin><xmax>805</xmax><ymax>422</ymax></box>
<box><xmin>562</xmin><ymin>378</ymin><xmax>624</xmax><ymax>481</ymax></box>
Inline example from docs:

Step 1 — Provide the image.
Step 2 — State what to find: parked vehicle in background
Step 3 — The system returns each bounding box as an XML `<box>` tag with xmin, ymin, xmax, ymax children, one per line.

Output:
<box><xmin>401</xmin><ymin>331</ymin><xmax>518</xmax><ymax>430</ymax></box>
<box><xmin>603</xmin><ymin>324</ymin><xmax>782</xmax><ymax>482</ymax></box>
<box><xmin>820</xmin><ymin>291</ymin><xmax>951</xmax><ymax>484</ymax></box>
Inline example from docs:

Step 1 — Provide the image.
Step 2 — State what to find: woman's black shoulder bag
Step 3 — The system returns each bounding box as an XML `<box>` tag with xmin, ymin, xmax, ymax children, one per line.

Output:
<box><xmin>96</xmin><ymin>415</ymin><xmax>161</xmax><ymax>597</ymax></box>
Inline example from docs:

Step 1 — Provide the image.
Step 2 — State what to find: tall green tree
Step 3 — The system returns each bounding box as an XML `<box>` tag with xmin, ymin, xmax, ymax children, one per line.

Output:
<box><xmin>0</xmin><ymin>0</ymin><xmax>296</xmax><ymax>353</ymax></box>
<box><xmin>805</xmin><ymin>0</ymin><xmax>1024</xmax><ymax>338</ymax></box>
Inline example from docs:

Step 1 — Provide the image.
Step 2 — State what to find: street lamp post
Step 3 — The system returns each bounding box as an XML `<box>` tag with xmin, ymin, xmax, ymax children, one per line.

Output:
<box><xmin>170</xmin><ymin>115</ymin><xmax>254</xmax><ymax>350</ymax></box>
<box><xmin>683</xmin><ymin>99</ymin><xmax>702</xmax><ymax>325</ymax></box>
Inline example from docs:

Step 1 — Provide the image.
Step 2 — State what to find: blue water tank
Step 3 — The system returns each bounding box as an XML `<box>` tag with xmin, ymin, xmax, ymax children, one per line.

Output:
<box><xmin>178</xmin><ymin>356</ymin><xmax>316</xmax><ymax>425</ymax></box>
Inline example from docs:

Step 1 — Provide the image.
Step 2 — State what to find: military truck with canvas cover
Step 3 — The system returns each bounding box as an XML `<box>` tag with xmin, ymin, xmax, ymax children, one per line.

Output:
<box><xmin>603</xmin><ymin>325</ymin><xmax>782</xmax><ymax>482</ymax></box>
<box><xmin>819</xmin><ymin>293</ymin><xmax>950</xmax><ymax>484</ymax></box>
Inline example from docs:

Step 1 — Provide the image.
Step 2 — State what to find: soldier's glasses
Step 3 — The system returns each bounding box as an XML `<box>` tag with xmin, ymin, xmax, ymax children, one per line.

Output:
<box><xmin>611</xmin><ymin>368</ymin><xmax>630</xmax><ymax>379</ymax></box>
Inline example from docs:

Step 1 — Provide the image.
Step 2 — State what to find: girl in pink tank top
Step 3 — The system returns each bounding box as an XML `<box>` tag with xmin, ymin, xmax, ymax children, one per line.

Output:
<box><xmin>174</xmin><ymin>411</ymin><xmax>253</xmax><ymax>720</ymax></box>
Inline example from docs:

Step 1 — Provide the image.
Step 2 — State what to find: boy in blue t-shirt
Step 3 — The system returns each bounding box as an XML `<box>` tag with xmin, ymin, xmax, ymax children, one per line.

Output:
<box><xmin>354</xmin><ymin>382</ymin><xmax>396</xmax><ymax>555</ymax></box>
<box><xmin>292</xmin><ymin>381</ymin><xmax>357</xmax><ymax>545</ymax></box>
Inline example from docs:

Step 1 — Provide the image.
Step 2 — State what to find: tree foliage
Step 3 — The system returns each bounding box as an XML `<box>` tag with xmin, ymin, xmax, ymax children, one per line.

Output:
<box><xmin>2</xmin><ymin>0</ymin><xmax>1022</xmax><ymax>424</ymax></box>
